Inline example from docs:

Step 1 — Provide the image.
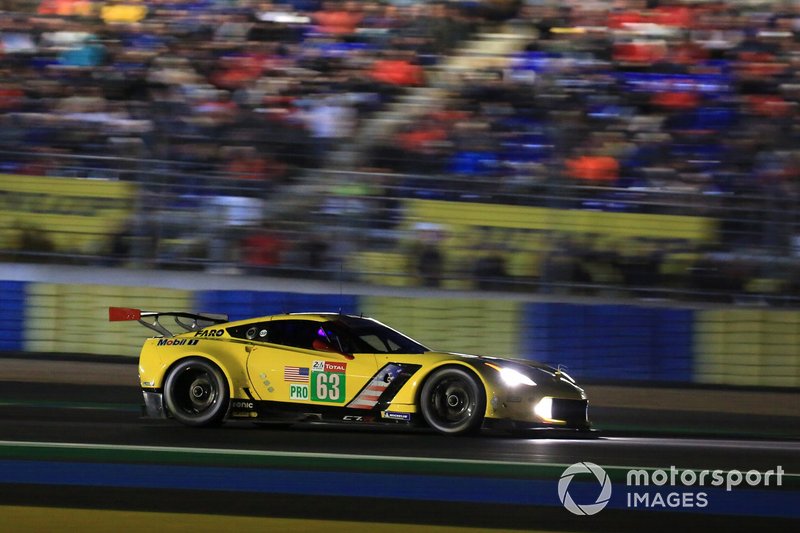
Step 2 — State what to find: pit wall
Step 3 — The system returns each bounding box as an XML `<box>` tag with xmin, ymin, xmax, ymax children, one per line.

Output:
<box><xmin>2</xmin><ymin>281</ymin><xmax>799</xmax><ymax>388</ymax></box>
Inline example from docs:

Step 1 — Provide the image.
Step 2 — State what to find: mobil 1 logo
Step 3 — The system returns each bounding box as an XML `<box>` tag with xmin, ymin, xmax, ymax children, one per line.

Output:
<box><xmin>311</xmin><ymin>361</ymin><xmax>347</xmax><ymax>403</ymax></box>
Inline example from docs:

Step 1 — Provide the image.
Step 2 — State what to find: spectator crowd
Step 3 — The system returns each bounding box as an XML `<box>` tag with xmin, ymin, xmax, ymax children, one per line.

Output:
<box><xmin>1</xmin><ymin>0</ymin><xmax>483</xmax><ymax>184</ymax></box>
<box><xmin>3</xmin><ymin>0</ymin><xmax>800</xmax><ymax>302</ymax></box>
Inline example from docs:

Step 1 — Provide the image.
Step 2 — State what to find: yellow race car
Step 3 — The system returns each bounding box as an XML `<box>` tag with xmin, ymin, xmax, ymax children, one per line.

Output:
<box><xmin>110</xmin><ymin>307</ymin><xmax>590</xmax><ymax>435</ymax></box>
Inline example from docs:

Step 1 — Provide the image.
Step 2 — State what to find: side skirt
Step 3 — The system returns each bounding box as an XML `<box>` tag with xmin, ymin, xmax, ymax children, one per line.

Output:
<box><xmin>229</xmin><ymin>399</ymin><xmax>417</xmax><ymax>427</ymax></box>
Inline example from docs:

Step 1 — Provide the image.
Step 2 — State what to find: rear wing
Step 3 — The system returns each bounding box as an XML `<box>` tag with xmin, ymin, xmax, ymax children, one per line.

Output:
<box><xmin>109</xmin><ymin>307</ymin><xmax>229</xmax><ymax>337</ymax></box>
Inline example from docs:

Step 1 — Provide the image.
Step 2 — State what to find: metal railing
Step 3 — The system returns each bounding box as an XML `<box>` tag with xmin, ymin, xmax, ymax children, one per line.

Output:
<box><xmin>2</xmin><ymin>150</ymin><xmax>800</xmax><ymax>306</ymax></box>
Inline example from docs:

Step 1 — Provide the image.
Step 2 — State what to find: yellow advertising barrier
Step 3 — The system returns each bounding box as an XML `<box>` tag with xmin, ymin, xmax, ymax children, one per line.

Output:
<box><xmin>401</xmin><ymin>199</ymin><xmax>718</xmax><ymax>282</ymax></box>
<box><xmin>0</xmin><ymin>174</ymin><xmax>135</xmax><ymax>253</ymax></box>
<box><xmin>406</xmin><ymin>199</ymin><xmax>717</xmax><ymax>242</ymax></box>
<box><xmin>24</xmin><ymin>283</ymin><xmax>192</xmax><ymax>356</ymax></box>
<box><xmin>694</xmin><ymin>309</ymin><xmax>800</xmax><ymax>387</ymax></box>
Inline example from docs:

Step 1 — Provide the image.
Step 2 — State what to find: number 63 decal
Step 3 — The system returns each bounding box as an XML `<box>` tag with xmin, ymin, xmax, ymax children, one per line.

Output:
<box><xmin>311</xmin><ymin>372</ymin><xmax>346</xmax><ymax>403</ymax></box>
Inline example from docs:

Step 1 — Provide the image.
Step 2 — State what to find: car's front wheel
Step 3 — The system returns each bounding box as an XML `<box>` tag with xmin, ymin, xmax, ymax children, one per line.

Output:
<box><xmin>163</xmin><ymin>358</ymin><xmax>228</xmax><ymax>427</ymax></box>
<box><xmin>420</xmin><ymin>367</ymin><xmax>486</xmax><ymax>435</ymax></box>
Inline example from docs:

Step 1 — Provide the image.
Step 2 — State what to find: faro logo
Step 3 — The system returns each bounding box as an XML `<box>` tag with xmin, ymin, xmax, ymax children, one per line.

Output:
<box><xmin>195</xmin><ymin>329</ymin><xmax>224</xmax><ymax>337</ymax></box>
<box><xmin>558</xmin><ymin>462</ymin><xmax>612</xmax><ymax>516</ymax></box>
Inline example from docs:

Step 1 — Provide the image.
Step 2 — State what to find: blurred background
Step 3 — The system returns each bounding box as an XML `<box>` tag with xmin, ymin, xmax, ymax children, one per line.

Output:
<box><xmin>2</xmin><ymin>0</ymin><xmax>800</xmax><ymax>386</ymax></box>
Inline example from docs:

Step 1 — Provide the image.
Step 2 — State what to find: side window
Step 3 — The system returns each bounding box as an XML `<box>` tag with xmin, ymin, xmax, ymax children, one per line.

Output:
<box><xmin>357</xmin><ymin>334</ymin><xmax>387</xmax><ymax>353</ymax></box>
<box><xmin>227</xmin><ymin>322</ymin><xmax>271</xmax><ymax>341</ymax></box>
<box><xmin>267</xmin><ymin>320</ymin><xmax>320</xmax><ymax>350</ymax></box>
<box><xmin>318</xmin><ymin>324</ymin><xmax>354</xmax><ymax>354</ymax></box>
<box><xmin>228</xmin><ymin>320</ymin><xmax>330</xmax><ymax>350</ymax></box>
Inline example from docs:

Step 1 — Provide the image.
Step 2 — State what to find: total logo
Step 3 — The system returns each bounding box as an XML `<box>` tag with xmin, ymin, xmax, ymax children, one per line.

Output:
<box><xmin>325</xmin><ymin>362</ymin><xmax>347</xmax><ymax>373</ymax></box>
<box><xmin>558</xmin><ymin>462</ymin><xmax>612</xmax><ymax>516</ymax></box>
<box><xmin>314</xmin><ymin>360</ymin><xmax>347</xmax><ymax>373</ymax></box>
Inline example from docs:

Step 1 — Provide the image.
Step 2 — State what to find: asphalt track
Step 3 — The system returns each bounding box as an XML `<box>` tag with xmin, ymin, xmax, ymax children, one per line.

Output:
<box><xmin>0</xmin><ymin>361</ymin><xmax>799</xmax><ymax>532</ymax></box>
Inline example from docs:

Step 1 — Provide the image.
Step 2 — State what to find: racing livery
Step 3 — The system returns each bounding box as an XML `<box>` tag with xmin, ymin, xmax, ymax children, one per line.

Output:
<box><xmin>110</xmin><ymin>307</ymin><xmax>590</xmax><ymax>435</ymax></box>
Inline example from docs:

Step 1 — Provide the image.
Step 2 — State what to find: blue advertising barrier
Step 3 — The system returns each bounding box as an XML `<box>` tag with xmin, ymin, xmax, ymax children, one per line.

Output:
<box><xmin>522</xmin><ymin>303</ymin><xmax>694</xmax><ymax>382</ymax></box>
<box><xmin>0</xmin><ymin>281</ymin><xmax>26</xmax><ymax>351</ymax></box>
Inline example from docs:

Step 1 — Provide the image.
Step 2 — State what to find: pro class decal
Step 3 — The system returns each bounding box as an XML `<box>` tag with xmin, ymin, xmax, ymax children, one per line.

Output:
<box><xmin>311</xmin><ymin>360</ymin><xmax>346</xmax><ymax>403</ymax></box>
<box><xmin>289</xmin><ymin>384</ymin><xmax>309</xmax><ymax>400</ymax></box>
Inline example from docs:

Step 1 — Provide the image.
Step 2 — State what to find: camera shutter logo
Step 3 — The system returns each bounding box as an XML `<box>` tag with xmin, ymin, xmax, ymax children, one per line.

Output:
<box><xmin>558</xmin><ymin>462</ymin><xmax>612</xmax><ymax>516</ymax></box>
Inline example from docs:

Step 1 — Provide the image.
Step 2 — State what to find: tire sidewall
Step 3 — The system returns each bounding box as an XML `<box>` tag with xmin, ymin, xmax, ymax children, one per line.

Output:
<box><xmin>420</xmin><ymin>366</ymin><xmax>486</xmax><ymax>435</ymax></box>
<box><xmin>163</xmin><ymin>358</ymin><xmax>229</xmax><ymax>427</ymax></box>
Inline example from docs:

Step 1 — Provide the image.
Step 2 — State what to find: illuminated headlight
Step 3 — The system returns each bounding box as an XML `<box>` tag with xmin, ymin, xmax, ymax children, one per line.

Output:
<box><xmin>534</xmin><ymin>397</ymin><xmax>553</xmax><ymax>420</ymax></box>
<box><xmin>499</xmin><ymin>367</ymin><xmax>537</xmax><ymax>387</ymax></box>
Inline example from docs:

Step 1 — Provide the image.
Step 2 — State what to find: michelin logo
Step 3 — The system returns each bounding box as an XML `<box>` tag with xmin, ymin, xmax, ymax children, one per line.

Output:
<box><xmin>381</xmin><ymin>411</ymin><xmax>411</xmax><ymax>421</ymax></box>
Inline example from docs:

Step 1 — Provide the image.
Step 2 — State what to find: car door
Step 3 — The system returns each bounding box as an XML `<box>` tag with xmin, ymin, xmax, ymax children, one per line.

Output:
<box><xmin>245</xmin><ymin>319</ymin><xmax>378</xmax><ymax>408</ymax></box>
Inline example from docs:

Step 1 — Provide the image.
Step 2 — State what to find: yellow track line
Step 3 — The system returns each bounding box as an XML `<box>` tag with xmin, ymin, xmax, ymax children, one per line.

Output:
<box><xmin>1</xmin><ymin>506</ymin><xmax>543</xmax><ymax>533</ymax></box>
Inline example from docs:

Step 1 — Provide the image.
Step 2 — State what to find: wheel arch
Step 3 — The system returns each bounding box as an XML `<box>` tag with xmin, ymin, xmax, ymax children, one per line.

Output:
<box><xmin>414</xmin><ymin>362</ymin><xmax>492</xmax><ymax>420</ymax></box>
<box><xmin>161</xmin><ymin>354</ymin><xmax>235</xmax><ymax>399</ymax></box>
<box><xmin>161</xmin><ymin>355</ymin><xmax>232</xmax><ymax>426</ymax></box>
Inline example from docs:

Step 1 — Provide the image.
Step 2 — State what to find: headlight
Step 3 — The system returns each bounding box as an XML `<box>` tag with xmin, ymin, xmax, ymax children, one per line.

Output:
<box><xmin>498</xmin><ymin>367</ymin><xmax>537</xmax><ymax>387</ymax></box>
<box><xmin>484</xmin><ymin>362</ymin><xmax>537</xmax><ymax>387</ymax></box>
<box><xmin>534</xmin><ymin>397</ymin><xmax>553</xmax><ymax>420</ymax></box>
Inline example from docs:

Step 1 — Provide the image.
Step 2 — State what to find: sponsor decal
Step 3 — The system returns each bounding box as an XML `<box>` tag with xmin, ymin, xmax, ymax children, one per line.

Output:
<box><xmin>289</xmin><ymin>384</ymin><xmax>309</xmax><ymax>400</ymax></box>
<box><xmin>231</xmin><ymin>401</ymin><xmax>254</xmax><ymax>410</ymax></box>
<box><xmin>284</xmin><ymin>366</ymin><xmax>310</xmax><ymax>383</ymax></box>
<box><xmin>311</xmin><ymin>365</ymin><xmax>346</xmax><ymax>404</ymax></box>
<box><xmin>157</xmin><ymin>338</ymin><xmax>200</xmax><ymax>346</ymax></box>
<box><xmin>194</xmin><ymin>329</ymin><xmax>224</xmax><ymax>337</ymax></box>
<box><xmin>381</xmin><ymin>411</ymin><xmax>411</xmax><ymax>421</ymax></box>
<box><xmin>325</xmin><ymin>361</ymin><xmax>347</xmax><ymax>373</ymax></box>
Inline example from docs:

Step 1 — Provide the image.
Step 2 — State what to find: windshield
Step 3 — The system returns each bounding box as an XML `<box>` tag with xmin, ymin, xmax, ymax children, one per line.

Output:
<box><xmin>326</xmin><ymin>318</ymin><xmax>428</xmax><ymax>354</ymax></box>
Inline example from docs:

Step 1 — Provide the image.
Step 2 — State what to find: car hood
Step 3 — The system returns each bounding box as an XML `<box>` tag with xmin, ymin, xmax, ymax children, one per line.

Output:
<box><xmin>424</xmin><ymin>351</ymin><xmax>580</xmax><ymax>388</ymax></box>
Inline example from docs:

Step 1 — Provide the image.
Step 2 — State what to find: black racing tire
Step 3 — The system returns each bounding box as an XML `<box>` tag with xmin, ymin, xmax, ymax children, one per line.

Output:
<box><xmin>420</xmin><ymin>366</ymin><xmax>486</xmax><ymax>435</ymax></box>
<box><xmin>163</xmin><ymin>358</ymin><xmax>229</xmax><ymax>427</ymax></box>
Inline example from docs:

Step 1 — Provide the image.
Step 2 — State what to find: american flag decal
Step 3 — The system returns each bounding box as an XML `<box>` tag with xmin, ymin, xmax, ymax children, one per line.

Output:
<box><xmin>284</xmin><ymin>366</ymin><xmax>310</xmax><ymax>383</ymax></box>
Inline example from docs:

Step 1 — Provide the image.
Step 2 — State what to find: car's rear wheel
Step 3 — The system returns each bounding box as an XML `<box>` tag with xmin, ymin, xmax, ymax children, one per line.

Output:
<box><xmin>420</xmin><ymin>367</ymin><xmax>485</xmax><ymax>435</ymax></box>
<box><xmin>163</xmin><ymin>358</ymin><xmax>228</xmax><ymax>427</ymax></box>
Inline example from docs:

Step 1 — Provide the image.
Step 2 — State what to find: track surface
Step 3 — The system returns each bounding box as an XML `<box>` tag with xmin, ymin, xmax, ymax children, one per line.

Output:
<box><xmin>0</xmin><ymin>379</ymin><xmax>798</xmax><ymax>531</ymax></box>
